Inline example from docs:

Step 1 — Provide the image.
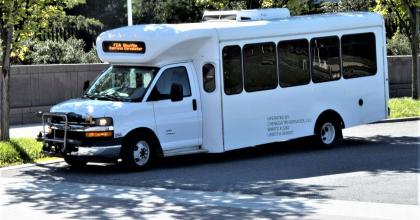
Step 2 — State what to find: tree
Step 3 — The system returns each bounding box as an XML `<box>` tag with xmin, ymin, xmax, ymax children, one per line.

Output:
<box><xmin>375</xmin><ymin>0</ymin><xmax>420</xmax><ymax>99</ymax></box>
<box><xmin>133</xmin><ymin>0</ymin><xmax>203</xmax><ymax>24</ymax></box>
<box><xmin>321</xmin><ymin>0</ymin><xmax>375</xmax><ymax>12</ymax></box>
<box><xmin>0</xmin><ymin>0</ymin><xmax>85</xmax><ymax>140</ymax></box>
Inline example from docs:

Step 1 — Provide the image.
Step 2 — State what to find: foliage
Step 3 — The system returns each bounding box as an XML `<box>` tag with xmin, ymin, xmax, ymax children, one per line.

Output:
<box><xmin>0</xmin><ymin>0</ymin><xmax>88</xmax><ymax>63</ymax></box>
<box><xmin>132</xmin><ymin>0</ymin><xmax>203</xmax><ymax>24</ymax></box>
<box><xmin>389</xmin><ymin>98</ymin><xmax>420</xmax><ymax>118</ymax></box>
<box><xmin>68</xmin><ymin>0</ymin><xmax>126</xmax><ymax>30</ymax></box>
<box><xmin>261</xmin><ymin>0</ymin><xmax>311</xmax><ymax>15</ymax></box>
<box><xmin>196</xmin><ymin>0</ymin><xmax>247</xmax><ymax>10</ymax></box>
<box><xmin>387</xmin><ymin>31</ymin><xmax>412</xmax><ymax>55</ymax></box>
<box><xmin>28</xmin><ymin>37</ymin><xmax>100</xmax><ymax>64</ymax></box>
<box><xmin>197</xmin><ymin>0</ymin><xmax>311</xmax><ymax>15</ymax></box>
<box><xmin>41</xmin><ymin>14</ymin><xmax>103</xmax><ymax>42</ymax></box>
<box><xmin>375</xmin><ymin>0</ymin><xmax>420</xmax><ymax>99</ymax></box>
<box><xmin>374</xmin><ymin>0</ymin><xmax>420</xmax><ymax>41</ymax></box>
<box><xmin>0</xmin><ymin>138</ymin><xmax>46</xmax><ymax>167</ymax></box>
<box><xmin>321</xmin><ymin>0</ymin><xmax>374</xmax><ymax>12</ymax></box>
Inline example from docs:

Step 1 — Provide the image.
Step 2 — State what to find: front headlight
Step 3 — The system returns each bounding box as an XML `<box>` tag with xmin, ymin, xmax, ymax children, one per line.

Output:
<box><xmin>94</xmin><ymin>117</ymin><xmax>113</xmax><ymax>126</ymax></box>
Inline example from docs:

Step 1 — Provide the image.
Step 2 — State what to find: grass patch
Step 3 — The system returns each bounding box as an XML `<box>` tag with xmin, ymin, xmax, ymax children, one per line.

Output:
<box><xmin>389</xmin><ymin>97</ymin><xmax>420</xmax><ymax>119</ymax></box>
<box><xmin>0</xmin><ymin>138</ymin><xmax>49</xmax><ymax>167</ymax></box>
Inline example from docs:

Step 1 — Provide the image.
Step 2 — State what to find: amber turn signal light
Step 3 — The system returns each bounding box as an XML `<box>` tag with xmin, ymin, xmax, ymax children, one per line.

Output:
<box><xmin>85</xmin><ymin>131</ymin><xmax>113</xmax><ymax>138</ymax></box>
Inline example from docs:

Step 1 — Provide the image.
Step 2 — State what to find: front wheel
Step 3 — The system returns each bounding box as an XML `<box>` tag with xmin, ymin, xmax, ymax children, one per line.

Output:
<box><xmin>315</xmin><ymin>118</ymin><xmax>341</xmax><ymax>148</ymax></box>
<box><xmin>121</xmin><ymin>135</ymin><xmax>155</xmax><ymax>170</ymax></box>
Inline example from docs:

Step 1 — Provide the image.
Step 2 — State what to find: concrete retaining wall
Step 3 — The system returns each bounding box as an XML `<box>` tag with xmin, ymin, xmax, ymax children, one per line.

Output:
<box><xmin>5</xmin><ymin>64</ymin><xmax>109</xmax><ymax>125</ymax></box>
<box><xmin>387</xmin><ymin>56</ymin><xmax>418</xmax><ymax>98</ymax></box>
<box><xmin>0</xmin><ymin>56</ymin><xmax>418</xmax><ymax>125</ymax></box>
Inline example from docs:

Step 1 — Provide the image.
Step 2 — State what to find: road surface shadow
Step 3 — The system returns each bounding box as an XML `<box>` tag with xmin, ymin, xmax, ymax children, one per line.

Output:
<box><xmin>4</xmin><ymin>135</ymin><xmax>417</xmax><ymax>195</ymax></box>
<box><xmin>2</xmin><ymin>134</ymin><xmax>418</xmax><ymax>219</ymax></box>
<box><xmin>3</xmin><ymin>178</ymin><xmax>319</xmax><ymax>219</ymax></box>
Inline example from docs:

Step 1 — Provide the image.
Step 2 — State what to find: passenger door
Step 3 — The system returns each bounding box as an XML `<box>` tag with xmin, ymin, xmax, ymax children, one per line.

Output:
<box><xmin>147</xmin><ymin>63</ymin><xmax>202</xmax><ymax>150</ymax></box>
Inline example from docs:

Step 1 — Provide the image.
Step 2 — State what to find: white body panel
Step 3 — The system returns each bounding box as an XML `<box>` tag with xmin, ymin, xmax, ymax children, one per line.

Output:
<box><xmin>220</xmin><ymin>27</ymin><xmax>387</xmax><ymax>150</ymax></box>
<box><xmin>50</xmin><ymin>10</ymin><xmax>387</xmax><ymax>158</ymax></box>
<box><xmin>149</xmin><ymin>63</ymin><xmax>202</xmax><ymax>150</ymax></box>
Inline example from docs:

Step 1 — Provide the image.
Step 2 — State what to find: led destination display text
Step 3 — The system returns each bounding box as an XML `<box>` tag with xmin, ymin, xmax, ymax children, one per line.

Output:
<box><xmin>103</xmin><ymin>41</ymin><xmax>146</xmax><ymax>54</ymax></box>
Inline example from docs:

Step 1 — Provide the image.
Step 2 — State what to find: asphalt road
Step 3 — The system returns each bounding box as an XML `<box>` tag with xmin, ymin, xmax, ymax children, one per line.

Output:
<box><xmin>1</xmin><ymin>120</ymin><xmax>419</xmax><ymax>219</ymax></box>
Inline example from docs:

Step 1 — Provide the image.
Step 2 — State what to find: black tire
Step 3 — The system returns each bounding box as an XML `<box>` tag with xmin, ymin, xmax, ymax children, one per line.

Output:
<box><xmin>121</xmin><ymin>134</ymin><xmax>156</xmax><ymax>170</ymax></box>
<box><xmin>314</xmin><ymin>117</ymin><xmax>341</xmax><ymax>148</ymax></box>
<box><xmin>64</xmin><ymin>156</ymin><xmax>88</xmax><ymax>168</ymax></box>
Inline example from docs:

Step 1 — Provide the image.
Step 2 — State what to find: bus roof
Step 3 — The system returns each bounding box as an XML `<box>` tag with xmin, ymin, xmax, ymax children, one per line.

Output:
<box><xmin>96</xmin><ymin>12</ymin><xmax>384</xmax><ymax>65</ymax></box>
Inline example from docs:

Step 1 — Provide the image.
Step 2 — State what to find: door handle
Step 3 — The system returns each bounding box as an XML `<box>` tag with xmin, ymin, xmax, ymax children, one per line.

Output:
<box><xmin>192</xmin><ymin>99</ymin><xmax>197</xmax><ymax>111</ymax></box>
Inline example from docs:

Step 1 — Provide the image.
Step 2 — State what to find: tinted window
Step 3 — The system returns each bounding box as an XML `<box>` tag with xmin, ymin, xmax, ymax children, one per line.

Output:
<box><xmin>222</xmin><ymin>46</ymin><xmax>243</xmax><ymax>95</ymax></box>
<box><xmin>243</xmin><ymin>42</ymin><xmax>277</xmax><ymax>92</ymax></box>
<box><xmin>278</xmin><ymin>39</ymin><xmax>310</xmax><ymax>87</ymax></box>
<box><xmin>311</xmin><ymin>36</ymin><xmax>341</xmax><ymax>83</ymax></box>
<box><xmin>203</xmin><ymin>64</ymin><xmax>216</xmax><ymax>93</ymax></box>
<box><xmin>148</xmin><ymin>66</ymin><xmax>191</xmax><ymax>101</ymax></box>
<box><xmin>342</xmin><ymin>33</ymin><xmax>377</xmax><ymax>78</ymax></box>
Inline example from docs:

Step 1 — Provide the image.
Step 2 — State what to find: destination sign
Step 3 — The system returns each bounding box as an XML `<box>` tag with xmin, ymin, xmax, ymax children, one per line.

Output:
<box><xmin>103</xmin><ymin>41</ymin><xmax>145</xmax><ymax>54</ymax></box>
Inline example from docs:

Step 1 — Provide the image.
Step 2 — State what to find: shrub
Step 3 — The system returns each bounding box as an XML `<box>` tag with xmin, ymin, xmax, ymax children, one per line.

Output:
<box><xmin>387</xmin><ymin>32</ymin><xmax>412</xmax><ymax>55</ymax></box>
<box><xmin>29</xmin><ymin>37</ymin><xmax>101</xmax><ymax>64</ymax></box>
<box><xmin>83</xmin><ymin>46</ymin><xmax>101</xmax><ymax>63</ymax></box>
<box><xmin>389</xmin><ymin>98</ymin><xmax>420</xmax><ymax>118</ymax></box>
<box><xmin>0</xmin><ymin>138</ymin><xmax>46</xmax><ymax>167</ymax></box>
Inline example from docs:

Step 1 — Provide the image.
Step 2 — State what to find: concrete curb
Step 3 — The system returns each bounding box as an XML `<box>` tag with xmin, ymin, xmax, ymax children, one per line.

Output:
<box><xmin>373</xmin><ymin>117</ymin><xmax>420</xmax><ymax>124</ymax></box>
<box><xmin>0</xmin><ymin>159</ymin><xmax>63</xmax><ymax>171</ymax></box>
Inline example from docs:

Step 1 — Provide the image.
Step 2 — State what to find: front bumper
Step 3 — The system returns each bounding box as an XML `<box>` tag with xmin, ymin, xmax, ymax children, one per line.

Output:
<box><xmin>38</xmin><ymin>112</ymin><xmax>122</xmax><ymax>162</ymax></box>
<box><xmin>41</xmin><ymin>143</ymin><xmax>122</xmax><ymax>161</ymax></box>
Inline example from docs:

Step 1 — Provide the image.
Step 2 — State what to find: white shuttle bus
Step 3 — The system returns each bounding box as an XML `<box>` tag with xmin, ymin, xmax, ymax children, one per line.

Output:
<box><xmin>38</xmin><ymin>8</ymin><xmax>389</xmax><ymax>169</ymax></box>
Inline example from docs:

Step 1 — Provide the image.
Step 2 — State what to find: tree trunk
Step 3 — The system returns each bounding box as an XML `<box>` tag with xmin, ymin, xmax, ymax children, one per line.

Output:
<box><xmin>0</xmin><ymin>26</ymin><xmax>13</xmax><ymax>141</ymax></box>
<box><xmin>411</xmin><ymin>8</ymin><xmax>419</xmax><ymax>100</ymax></box>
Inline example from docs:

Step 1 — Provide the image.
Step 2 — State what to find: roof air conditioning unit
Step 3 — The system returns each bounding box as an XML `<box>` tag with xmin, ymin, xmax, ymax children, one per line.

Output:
<box><xmin>202</xmin><ymin>8</ymin><xmax>291</xmax><ymax>22</ymax></box>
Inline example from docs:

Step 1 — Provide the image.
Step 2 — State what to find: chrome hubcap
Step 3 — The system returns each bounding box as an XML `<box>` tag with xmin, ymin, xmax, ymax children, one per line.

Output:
<box><xmin>320</xmin><ymin>122</ymin><xmax>335</xmax><ymax>145</ymax></box>
<box><xmin>133</xmin><ymin>141</ymin><xmax>150</xmax><ymax>166</ymax></box>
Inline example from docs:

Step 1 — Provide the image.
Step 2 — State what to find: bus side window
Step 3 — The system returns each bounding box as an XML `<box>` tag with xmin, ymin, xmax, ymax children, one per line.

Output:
<box><xmin>278</xmin><ymin>39</ymin><xmax>310</xmax><ymax>87</ymax></box>
<box><xmin>311</xmin><ymin>36</ymin><xmax>341</xmax><ymax>83</ymax></box>
<box><xmin>222</xmin><ymin>45</ymin><xmax>243</xmax><ymax>95</ymax></box>
<box><xmin>341</xmin><ymin>32</ymin><xmax>377</xmax><ymax>79</ymax></box>
<box><xmin>148</xmin><ymin>66</ymin><xmax>192</xmax><ymax>101</ymax></box>
<box><xmin>243</xmin><ymin>42</ymin><xmax>277</xmax><ymax>92</ymax></box>
<box><xmin>203</xmin><ymin>64</ymin><xmax>216</xmax><ymax>93</ymax></box>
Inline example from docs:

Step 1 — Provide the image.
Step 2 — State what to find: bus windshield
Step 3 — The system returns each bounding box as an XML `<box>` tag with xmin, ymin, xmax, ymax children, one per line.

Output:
<box><xmin>85</xmin><ymin>66</ymin><xmax>159</xmax><ymax>102</ymax></box>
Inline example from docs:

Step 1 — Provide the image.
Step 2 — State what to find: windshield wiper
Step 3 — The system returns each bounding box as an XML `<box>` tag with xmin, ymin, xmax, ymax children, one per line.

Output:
<box><xmin>83</xmin><ymin>94</ymin><xmax>120</xmax><ymax>101</ymax></box>
<box><xmin>83</xmin><ymin>94</ymin><xmax>95</xmax><ymax>99</ymax></box>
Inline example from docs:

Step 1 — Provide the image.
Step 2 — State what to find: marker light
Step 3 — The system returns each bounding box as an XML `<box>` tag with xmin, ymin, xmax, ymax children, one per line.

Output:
<box><xmin>85</xmin><ymin>131</ymin><xmax>113</xmax><ymax>138</ymax></box>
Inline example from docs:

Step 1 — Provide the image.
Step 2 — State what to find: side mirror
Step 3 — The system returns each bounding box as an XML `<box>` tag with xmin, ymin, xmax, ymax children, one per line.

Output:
<box><xmin>83</xmin><ymin>80</ymin><xmax>90</xmax><ymax>92</ymax></box>
<box><xmin>170</xmin><ymin>83</ymin><xmax>183</xmax><ymax>102</ymax></box>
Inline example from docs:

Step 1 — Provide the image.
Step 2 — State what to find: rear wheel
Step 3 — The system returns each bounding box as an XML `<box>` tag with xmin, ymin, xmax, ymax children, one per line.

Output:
<box><xmin>315</xmin><ymin>118</ymin><xmax>341</xmax><ymax>148</ymax></box>
<box><xmin>121</xmin><ymin>135</ymin><xmax>155</xmax><ymax>170</ymax></box>
<box><xmin>64</xmin><ymin>156</ymin><xmax>87</xmax><ymax>168</ymax></box>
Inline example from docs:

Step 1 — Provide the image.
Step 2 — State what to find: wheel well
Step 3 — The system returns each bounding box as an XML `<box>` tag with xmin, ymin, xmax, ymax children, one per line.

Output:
<box><xmin>314</xmin><ymin>110</ymin><xmax>345</xmax><ymax>133</ymax></box>
<box><xmin>120</xmin><ymin>127</ymin><xmax>163</xmax><ymax>158</ymax></box>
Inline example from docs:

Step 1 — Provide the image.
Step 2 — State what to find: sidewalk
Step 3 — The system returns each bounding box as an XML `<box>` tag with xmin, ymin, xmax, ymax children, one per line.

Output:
<box><xmin>10</xmin><ymin>124</ymin><xmax>43</xmax><ymax>138</ymax></box>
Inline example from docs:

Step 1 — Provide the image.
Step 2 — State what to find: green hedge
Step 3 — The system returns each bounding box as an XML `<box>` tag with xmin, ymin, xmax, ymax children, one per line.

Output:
<box><xmin>0</xmin><ymin>138</ymin><xmax>46</xmax><ymax>167</ymax></box>
<box><xmin>389</xmin><ymin>98</ymin><xmax>420</xmax><ymax>119</ymax></box>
